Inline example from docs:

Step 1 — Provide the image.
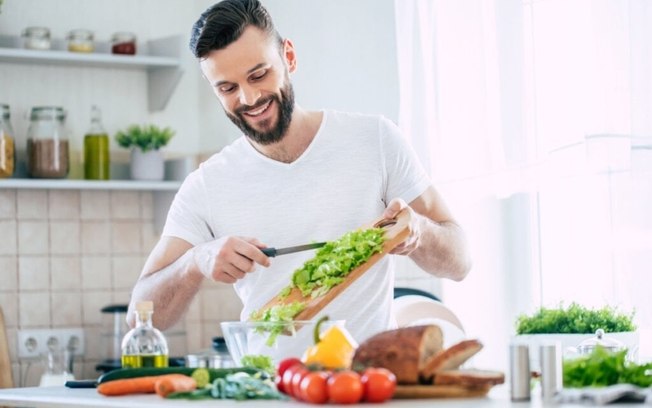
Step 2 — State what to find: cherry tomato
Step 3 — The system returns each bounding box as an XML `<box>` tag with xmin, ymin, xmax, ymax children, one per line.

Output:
<box><xmin>281</xmin><ymin>363</ymin><xmax>305</xmax><ymax>397</ymax></box>
<box><xmin>300</xmin><ymin>371</ymin><xmax>329</xmax><ymax>404</ymax></box>
<box><xmin>277</xmin><ymin>357</ymin><xmax>302</xmax><ymax>378</ymax></box>
<box><xmin>361</xmin><ymin>367</ymin><xmax>397</xmax><ymax>403</ymax></box>
<box><xmin>274</xmin><ymin>375</ymin><xmax>285</xmax><ymax>394</ymax></box>
<box><xmin>327</xmin><ymin>370</ymin><xmax>363</xmax><ymax>404</ymax></box>
<box><xmin>291</xmin><ymin>366</ymin><xmax>311</xmax><ymax>400</ymax></box>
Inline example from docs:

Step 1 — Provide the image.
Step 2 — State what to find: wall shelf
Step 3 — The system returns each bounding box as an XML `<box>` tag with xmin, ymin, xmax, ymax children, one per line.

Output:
<box><xmin>0</xmin><ymin>34</ymin><xmax>185</xmax><ymax>111</ymax></box>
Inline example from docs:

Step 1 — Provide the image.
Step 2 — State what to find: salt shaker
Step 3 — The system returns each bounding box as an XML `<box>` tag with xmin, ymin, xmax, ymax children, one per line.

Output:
<box><xmin>540</xmin><ymin>342</ymin><xmax>562</xmax><ymax>400</ymax></box>
<box><xmin>509</xmin><ymin>343</ymin><xmax>531</xmax><ymax>401</ymax></box>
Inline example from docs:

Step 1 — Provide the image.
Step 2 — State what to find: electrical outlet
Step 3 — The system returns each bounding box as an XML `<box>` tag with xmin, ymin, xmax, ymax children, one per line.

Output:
<box><xmin>17</xmin><ymin>328</ymin><xmax>85</xmax><ymax>359</ymax></box>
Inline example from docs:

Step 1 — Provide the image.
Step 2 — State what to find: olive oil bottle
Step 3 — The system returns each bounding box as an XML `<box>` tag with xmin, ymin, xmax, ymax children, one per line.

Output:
<box><xmin>83</xmin><ymin>105</ymin><xmax>110</xmax><ymax>180</ymax></box>
<box><xmin>121</xmin><ymin>301</ymin><xmax>169</xmax><ymax>368</ymax></box>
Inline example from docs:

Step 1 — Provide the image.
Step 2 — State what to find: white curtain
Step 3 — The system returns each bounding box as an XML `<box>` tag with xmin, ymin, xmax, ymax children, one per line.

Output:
<box><xmin>395</xmin><ymin>0</ymin><xmax>652</xmax><ymax>369</ymax></box>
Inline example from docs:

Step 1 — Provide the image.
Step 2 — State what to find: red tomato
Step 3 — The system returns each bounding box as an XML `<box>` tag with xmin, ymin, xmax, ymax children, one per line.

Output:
<box><xmin>361</xmin><ymin>367</ymin><xmax>397</xmax><ymax>403</ymax></box>
<box><xmin>300</xmin><ymin>371</ymin><xmax>329</xmax><ymax>404</ymax></box>
<box><xmin>277</xmin><ymin>357</ymin><xmax>302</xmax><ymax>378</ymax></box>
<box><xmin>327</xmin><ymin>370</ymin><xmax>363</xmax><ymax>404</ymax></box>
<box><xmin>274</xmin><ymin>375</ymin><xmax>285</xmax><ymax>394</ymax></box>
<box><xmin>281</xmin><ymin>363</ymin><xmax>304</xmax><ymax>397</ymax></box>
<box><xmin>291</xmin><ymin>366</ymin><xmax>311</xmax><ymax>400</ymax></box>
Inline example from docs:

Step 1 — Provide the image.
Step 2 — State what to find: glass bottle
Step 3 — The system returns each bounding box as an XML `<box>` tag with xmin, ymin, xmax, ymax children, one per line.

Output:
<box><xmin>0</xmin><ymin>104</ymin><xmax>16</xmax><ymax>178</ymax></box>
<box><xmin>26</xmin><ymin>106</ymin><xmax>69</xmax><ymax>179</ymax></box>
<box><xmin>83</xmin><ymin>106</ymin><xmax>110</xmax><ymax>180</ymax></box>
<box><xmin>121</xmin><ymin>301</ymin><xmax>169</xmax><ymax>368</ymax></box>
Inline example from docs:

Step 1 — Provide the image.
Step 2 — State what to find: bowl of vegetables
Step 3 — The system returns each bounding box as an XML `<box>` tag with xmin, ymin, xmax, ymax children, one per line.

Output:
<box><xmin>221</xmin><ymin>318</ymin><xmax>347</xmax><ymax>367</ymax></box>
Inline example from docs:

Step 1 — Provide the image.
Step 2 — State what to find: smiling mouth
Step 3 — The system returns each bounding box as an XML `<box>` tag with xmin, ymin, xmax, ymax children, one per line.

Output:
<box><xmin>242</xmin><ymin>99</ymin><xmax>272</xmax><ymax>117</ymax></box>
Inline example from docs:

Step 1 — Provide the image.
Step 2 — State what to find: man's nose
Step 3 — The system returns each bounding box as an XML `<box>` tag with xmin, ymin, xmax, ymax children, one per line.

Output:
<box><xmin>238</xmin><ymin>84</ymin><xmax>261</xmax><ymax>107</ymax></box>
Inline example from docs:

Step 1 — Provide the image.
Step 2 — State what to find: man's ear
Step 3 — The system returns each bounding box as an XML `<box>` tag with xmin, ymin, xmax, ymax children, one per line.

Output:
<box><xmin>283</xmin><ymin>38</ymin><xmax>297</xmax><ymax>73</ymax></box>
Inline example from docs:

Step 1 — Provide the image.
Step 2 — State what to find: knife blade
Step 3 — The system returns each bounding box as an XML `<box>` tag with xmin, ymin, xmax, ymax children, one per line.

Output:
<box><xmin>261</xmin><ymin>242</ymin><xmax>327</xmax><ymax>257</ymax></box>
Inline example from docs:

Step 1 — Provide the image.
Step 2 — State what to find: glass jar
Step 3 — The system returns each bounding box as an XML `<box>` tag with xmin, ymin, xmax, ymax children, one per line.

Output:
<box><xmin>26</xmin><ymin>106</ymin><xmax>70</xmax><ymax>179</ymax></box>
<box><xmin>121</xmin><ymin>301</ymin><xmax>169</xmax><ymax>368</ymax></box>
<box><xmin>83</xmin><ymin>105</ymin><xmax>110</xmax><ymax>180</ymax></box>
<box><xmin>111</xmin><ymin>32</ymin><xmax>137</xmax><ymax>55</ymax></box>
<box><xmin>22</xmin><ymin>26</ymin><xmax>52</xmax><ymax>50</ymax></box>
<box><xmin>0</xmin><ymin>104</ymin><xmax>16</xmax><ymax>178</ymax></box>
<box><xmin>67</xmin><ymin>29</ymin><xmax>95</xmax><ymax>53</ymax></box>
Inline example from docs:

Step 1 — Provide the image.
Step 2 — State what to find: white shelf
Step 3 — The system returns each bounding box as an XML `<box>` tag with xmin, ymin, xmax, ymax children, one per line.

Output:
<box><xmin>0</xmin><ymin>34</ymin><xmax>185</xmax><ymax>111</ymax></box>
<box><xmin>0</xmin><ymin>178</ymin><xmax>181</xmax><ymax>191</ymax></box>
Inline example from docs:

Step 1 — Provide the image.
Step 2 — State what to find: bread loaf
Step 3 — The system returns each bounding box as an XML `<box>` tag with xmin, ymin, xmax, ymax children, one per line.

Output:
<box><xmin>433</xmin><ymin>369</ymin><xmax>505</xmax><ymax>387</ymax></box>
<box><xmin>421</xmin><ymin>339</ymin><xmax>483</xmax><ymax>381</ymax></box>
<box><xmin>352</xmin><ymin>325</ymin><xmax>443</xmax><ymax>385</ymax></box>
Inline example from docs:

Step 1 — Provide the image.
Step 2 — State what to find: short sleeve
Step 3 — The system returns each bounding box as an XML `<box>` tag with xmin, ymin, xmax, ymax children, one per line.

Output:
<box><xmin>161</xmin><ymin>169</ymin><xmax>214</xmax><ymax>246</ymax></box>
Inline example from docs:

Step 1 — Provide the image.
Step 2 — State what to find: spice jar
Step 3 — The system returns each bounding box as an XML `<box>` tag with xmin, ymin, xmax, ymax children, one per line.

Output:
<box><xmin>67</xmin><ymin>29</ymin><xmax>95</xmax><ymax>53</ymax></box>
<box><xmin>26</xmin><ymin>106</ymin><xmax>70</xmax><ymax>179</ymax></box>
<box><xmin>22</xmin><ymin>26</ymin><xmax>52</xmax><ymax>50</ymax></box>
<box><xmin>0</xmin><ymin>104</ymin><xmax>16</xmax><ymax>178</ymax></box>
<box><xmin>111</xmin><ymin>32</ymin><xmax>137</xmax><ymax>55</ymax></box>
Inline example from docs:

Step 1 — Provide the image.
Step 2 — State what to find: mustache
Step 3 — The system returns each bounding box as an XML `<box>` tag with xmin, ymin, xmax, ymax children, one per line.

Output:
<box><xmin>235</xmin><ymin>96</ymin><xmax>275</xmax><ymax>115</ymax></box>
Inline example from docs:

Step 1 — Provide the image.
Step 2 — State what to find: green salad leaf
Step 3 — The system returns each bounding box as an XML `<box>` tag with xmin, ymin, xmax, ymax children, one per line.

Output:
<box><xmin>249</xmin><ymin>301</ymin><xmax>306</xmax><ymax>346</ymax></box>
<box><xmin>240</xmin><ymin>354</ymin><xmax>275</xmax><ymax>375</ymax></box>
<box><xmin>563</xmin><ymin>346</ymin><xmax>652</xmax><ymax>388</ymax></box>
<box><xmin>516</xmin><ymin>303</ymin><xmax>636</xmax><ymax>334</ymax></box>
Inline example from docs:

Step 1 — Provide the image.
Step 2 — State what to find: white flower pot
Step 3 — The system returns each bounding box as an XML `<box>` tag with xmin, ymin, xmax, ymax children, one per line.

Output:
<box><xmin>130</xmin><ymin>149</ymin><xmax>164</xmax><ymax>181</ymax></box>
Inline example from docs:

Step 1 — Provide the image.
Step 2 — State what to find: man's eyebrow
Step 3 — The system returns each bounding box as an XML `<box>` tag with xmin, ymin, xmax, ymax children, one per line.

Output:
<box><xmin>212</xmin><ymin>63</ymin><xmax>268</xmax><ymax>87</ymax></box>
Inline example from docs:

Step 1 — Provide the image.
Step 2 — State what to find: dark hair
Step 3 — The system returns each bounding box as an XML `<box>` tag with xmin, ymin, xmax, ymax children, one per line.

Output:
<box><xmin>189</xmin><ymin>0</ymin><xmax>282</xmax><ymax>58</ymax></box>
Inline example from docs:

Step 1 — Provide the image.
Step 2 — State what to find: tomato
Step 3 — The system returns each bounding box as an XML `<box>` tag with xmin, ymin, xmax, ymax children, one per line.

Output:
<box><xmin>361</xmin><ymin>367</ymin><xmax>397</xmax><ymax>402</ymax></box>
<box><xmin>274</xmin><ymin>375</ymin><xmax>285</xmax><ymax>394</ymax></box>
<box><xmin>281</xmin><ymin>363</ymin><xmax>305</xmax><ymax>396</ymax></box>
<box><xmin>277</xmin><ymin>357</ymin><xmax>302</xmax><ymax>378</ymax></box>
<box><xmin>327</xmin><ymin>370</ymin><xmax>363</xmax><ymax>404</ymax></box>
<box><xmin>291</xmin><ymin>366</ymin><xmax>311</xmax><ymax>400</ymax></box>
<box><xmin>300</xmin><ymin>371</ymin><xmax>329</xmax><ymax>404</ymax></box>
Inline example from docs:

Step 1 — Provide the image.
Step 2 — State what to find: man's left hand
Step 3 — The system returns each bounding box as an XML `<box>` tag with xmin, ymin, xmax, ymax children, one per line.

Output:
<box><xmin>382</xmin><ymin>198</ymin><xmax>421</xmax><ymax>255</ymax></box>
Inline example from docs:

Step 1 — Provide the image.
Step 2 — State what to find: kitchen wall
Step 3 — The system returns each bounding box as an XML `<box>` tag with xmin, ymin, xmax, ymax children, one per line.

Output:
<box><xmin>0</xmin><ymin>0</ymin><xmax>438</xmax><ymax>387</ymax></box>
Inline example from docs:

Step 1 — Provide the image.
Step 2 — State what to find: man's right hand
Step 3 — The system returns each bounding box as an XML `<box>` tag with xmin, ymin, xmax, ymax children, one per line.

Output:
<box><xmin>193</xmin><ymin>236</ymin><xmax>271</xmax><ymax>283</ymax></box>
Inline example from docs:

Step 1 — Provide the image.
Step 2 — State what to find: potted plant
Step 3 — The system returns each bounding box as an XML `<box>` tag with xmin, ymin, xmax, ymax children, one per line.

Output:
<box><xmin>115</xmin><ymin>124</ymin><xmax>174</xmax><ymax>181</ymax></box>
<box><xmin>514</xmin><ymin>303</ymin><xmax>638</xmax><ymax>368</ymax></box>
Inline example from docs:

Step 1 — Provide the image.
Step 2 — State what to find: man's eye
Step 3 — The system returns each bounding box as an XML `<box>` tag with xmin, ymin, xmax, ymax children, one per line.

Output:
<box><xmin>219</xmin><ymin>85</ymin><xmax>236</xmax><ymax>94</ymax></box>
<box><xmin>251</xmin><ymin>71</ymin><xmax>267</xmax><ymax>81</ymax></box>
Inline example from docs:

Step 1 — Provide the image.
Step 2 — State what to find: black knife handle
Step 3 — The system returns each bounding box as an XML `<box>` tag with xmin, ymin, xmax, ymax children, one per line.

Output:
<box><xmin>65</xmin><ymin>380</ymin><xmax>98</xmax><ymax>388</ymax></box>
<box><xmin>261</xmin><ymin>247</ymin><xmax>277</xmax><ymax>257</ymax></box>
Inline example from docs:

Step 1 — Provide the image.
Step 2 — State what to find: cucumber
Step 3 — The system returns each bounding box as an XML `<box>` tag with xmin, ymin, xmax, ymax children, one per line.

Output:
<box><xmin>97</xmin><ymin>367</ymin><xmax>261</xmax><ymax>384</ymax></box>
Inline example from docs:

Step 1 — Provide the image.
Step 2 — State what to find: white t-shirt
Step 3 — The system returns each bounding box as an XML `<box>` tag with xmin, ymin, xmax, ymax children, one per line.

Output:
<box><xmin>163</xmin><ymin>110</ymin><xmax>430</xmax><ymax>343</ymax></box>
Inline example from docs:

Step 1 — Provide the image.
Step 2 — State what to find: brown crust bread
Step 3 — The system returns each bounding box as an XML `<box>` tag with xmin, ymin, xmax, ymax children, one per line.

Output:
<box><xmin>421</xmin><ymin>339</ymin><xmax>483</xmax><ymax>381</ymax></box>
<box><xmin>352</xmin><ymin>325</ymin><xmax>443</xmax><ymax>385</ymax></box>
<box><xmin>433</xmin><ymin>369</ymin><xmax>505</xmax><ymax>387</ymax></box>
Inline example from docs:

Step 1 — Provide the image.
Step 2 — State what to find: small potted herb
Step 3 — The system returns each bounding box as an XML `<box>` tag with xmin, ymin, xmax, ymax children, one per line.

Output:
<box><xmin>115</xmin><ymin>124</ymin><xmax>174</xmax><ymax>181</ymax></box>
<box><xmin>514</xmin><ymin>303</ymin><xmax>638</xmax><ymax>368</ymax></box>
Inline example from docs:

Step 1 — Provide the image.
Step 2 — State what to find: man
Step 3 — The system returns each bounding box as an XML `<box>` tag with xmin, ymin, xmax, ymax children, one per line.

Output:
<box><xmin>128</xmin><ymin>0</ymin><xmax>471</xmax><ymax>343</ymax></box>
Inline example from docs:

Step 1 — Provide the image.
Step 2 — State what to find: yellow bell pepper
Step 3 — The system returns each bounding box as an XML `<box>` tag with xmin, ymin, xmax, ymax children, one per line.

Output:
<box><xmin>302</xmin><ymin>316</ymin><xmax>358</xmax><ymax>370</ymax></box>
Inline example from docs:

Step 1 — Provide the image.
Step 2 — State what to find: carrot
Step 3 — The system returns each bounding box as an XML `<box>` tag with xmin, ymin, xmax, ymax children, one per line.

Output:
<box><xmin>155</xmin><ymin>374</ymin><xmax>197</xmax><ymax>398</ymax></box>
<box><xmin>97</xmin><ymin>375</ymin><xmax>160</xmax><ymax>396</ymax></box>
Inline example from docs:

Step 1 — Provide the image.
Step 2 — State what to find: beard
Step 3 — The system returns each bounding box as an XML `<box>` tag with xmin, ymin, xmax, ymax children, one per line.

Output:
<box><xmin>225</xmin><ymin>78</ymin><xmax>295</xmax><ymax>145</ymax></box>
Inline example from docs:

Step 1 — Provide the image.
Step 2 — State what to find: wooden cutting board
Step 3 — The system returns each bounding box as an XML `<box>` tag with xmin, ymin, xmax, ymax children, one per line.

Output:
<box><xmin>393</xmin><ymin>384</ymin><xmax>492</xmax><ymax>399</ymax></box>
<box><xmin>0</xmin><ymin>307</ymin><xmax>14</xmax><ymax>389</ymax></box>
<box><xmin>256</xmin><ymin>208</ymin><xmax>412</xmax><ymax>322</ymax></box>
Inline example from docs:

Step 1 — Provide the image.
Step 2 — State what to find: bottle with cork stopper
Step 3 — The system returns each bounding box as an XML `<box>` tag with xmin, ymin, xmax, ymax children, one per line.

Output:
<box><xmin>121</xmin><ymin>301</ymin><xmax>169</xmax><ymax>368</ymax></box>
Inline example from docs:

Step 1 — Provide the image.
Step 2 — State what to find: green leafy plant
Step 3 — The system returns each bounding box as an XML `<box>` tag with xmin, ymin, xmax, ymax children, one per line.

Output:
<box><xmin>115</xmin><ymin>124</ymin><xmax>174</xmax><ymax>152</ymax></box>
<box><xmin>563</xmin><ymin>346</ymin><xmax>652</xmax><ymax>388</ymax></box>
<box><xmin>515</xmin><ymin>303</ymin><xmax>635</xmax><ymax>334</ymax></box>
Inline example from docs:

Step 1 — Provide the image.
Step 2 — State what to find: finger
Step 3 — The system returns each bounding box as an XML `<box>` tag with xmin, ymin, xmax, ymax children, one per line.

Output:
<box><xmin>223</xmin><ymin>263</ymin><xmax>247</xmax><ymax>280</ymax></box>
<box><xmin>383</xmin><ymin>198</ymin><xmax>406</xmax><ymax>219</ymax></box>
<box><xmin>239</xmin><ymin>238</ymin><xmax>271</xmax><ymax>267</ymax></box>
<box><xmin>216</xmin><ymin>272</ymin><xmax>236</xmax><ymax>284</ymax></box>
<box><xmin>229</xmin><ymin>253</ymin><xmax>256</xmax><ymax>274</ymax></box>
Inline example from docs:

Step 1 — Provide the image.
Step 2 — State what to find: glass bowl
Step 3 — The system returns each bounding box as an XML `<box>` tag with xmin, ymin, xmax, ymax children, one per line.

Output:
<box><xmin>221</xmin><ymin>319</ymin><xmax>346</xmax><ymax>366</ymax></box>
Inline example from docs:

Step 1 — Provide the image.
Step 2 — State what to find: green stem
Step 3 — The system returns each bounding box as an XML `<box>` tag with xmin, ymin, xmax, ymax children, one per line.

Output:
<box><xmin>313</xmin><ymin>315</ymin><xmax>329</xmax><ymax>344</ymax></box>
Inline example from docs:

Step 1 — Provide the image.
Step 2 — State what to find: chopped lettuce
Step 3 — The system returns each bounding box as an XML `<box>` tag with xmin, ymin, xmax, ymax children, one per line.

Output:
<box><xmin>250</xmin><ymin>301</ymin><xmax>306</xmax><ymax>346</ymax></box>
<box><xmin>563</xmin><ymin>346</ymin><xmax>652</xmax><ymax>388</ymax></box>
<box><xmin>240</xmin><ymin>354</ymin><xmax>275</xmax><ymax>375</ymax></box>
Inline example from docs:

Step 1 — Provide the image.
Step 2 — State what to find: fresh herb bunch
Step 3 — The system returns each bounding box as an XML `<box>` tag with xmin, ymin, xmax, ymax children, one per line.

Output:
<box><xmin>515</xmin><ymin>303</ymin><xmax>635</xmax><ymax>334</ymax></box>
<box><xmin>288</xmin><ymin>227</ymin><xmax>386</xmax><ymax>298</ymax></box>
<box><xmin>563</xmin><ymin>346</ymin><xmax>652</xmax><ymax>388</ymax></box>
<box><xmin>115</xmin><ymin>124</ymin><xmax>175</xmax><ymax>152</ymax></box>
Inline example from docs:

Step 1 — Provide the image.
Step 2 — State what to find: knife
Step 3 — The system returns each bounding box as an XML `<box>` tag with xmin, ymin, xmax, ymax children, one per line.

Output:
<box><xmin>261</xmin><ymin>242</ymin><xmax>327</xmax><ymax>257</ymax></box>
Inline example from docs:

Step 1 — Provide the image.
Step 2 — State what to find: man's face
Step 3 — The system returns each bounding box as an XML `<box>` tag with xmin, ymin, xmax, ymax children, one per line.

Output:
<box><xmin>199</xmin><ymin>26</ymin><xmax>296</xmax><ymax>145</ymax></box>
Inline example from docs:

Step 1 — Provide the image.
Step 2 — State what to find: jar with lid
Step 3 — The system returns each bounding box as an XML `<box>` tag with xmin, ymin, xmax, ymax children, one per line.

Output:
<box><xmin>21</xmin><ymin>26</ymin><xmax>52</xmax><ymax>50</ymax></box>
<box><xmin>0</xmin><ymin>104</ymin><xmax>16</xmax><ymax>178</ymax></box>
<box><xmin>67</xmin><ymin>29</ymin><xmax>95</xmax><ymax>53</ymax></box>
<box><xmin>121</xmin><ymin>301</ymin><xmax>169</xmax><ymax>368</ymax></box>
<box><xmin>83</xmin><ymin>105</ymin><xmax>110</xmax><ymax>180</ymax></box>
<box><xmin>111</xmin><ymin>32</ymin><xmax>137</xmax><ymax>55</ymax></box>
<box><xmin>26</xmin><ymin>106</ymin><xmax>70</xmax><ymax>179</ymax></box>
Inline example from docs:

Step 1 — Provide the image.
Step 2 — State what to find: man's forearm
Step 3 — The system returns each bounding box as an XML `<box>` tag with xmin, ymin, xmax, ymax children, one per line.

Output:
<box><xmin>410</xmin><ymin>216</ymin><xmax>472</xmax><ymax>281</ymax></box>
<box><xmin>129</xmin><ymin>249</ymin><xmax>204</xmax><ymax>330</ymax></box>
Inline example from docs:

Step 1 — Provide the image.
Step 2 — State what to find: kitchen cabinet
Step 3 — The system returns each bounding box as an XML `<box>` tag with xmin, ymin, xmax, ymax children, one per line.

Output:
<box><xmin>0</xmin><ymin>34</ymin><xmax>184</xmax><ymax>112</ymax></box>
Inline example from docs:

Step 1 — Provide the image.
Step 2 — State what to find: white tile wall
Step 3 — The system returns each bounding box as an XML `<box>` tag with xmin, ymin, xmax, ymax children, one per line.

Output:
<box><xmin>0</xmin><ymin>256</ymin><xmax>18</xmax><ymax>291</ymax></box>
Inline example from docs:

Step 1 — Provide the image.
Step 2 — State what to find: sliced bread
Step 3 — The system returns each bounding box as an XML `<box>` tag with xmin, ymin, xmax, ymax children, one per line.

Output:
<box><xmin>432</xmin><ymin>369</ymin><xmax>505</xmax><ymax>387</ymax></box>
<box><xmin>421</xmin><ymin>339</ymin><xmax>483</xmax><ymax>381</ymax></box>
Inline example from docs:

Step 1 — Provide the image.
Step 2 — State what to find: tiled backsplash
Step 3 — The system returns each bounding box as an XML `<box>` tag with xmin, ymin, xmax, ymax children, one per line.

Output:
<box><xmin>0</xmin><ymin>188</ymin><xmax>438</xmax><ymax>387</ymax></box>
